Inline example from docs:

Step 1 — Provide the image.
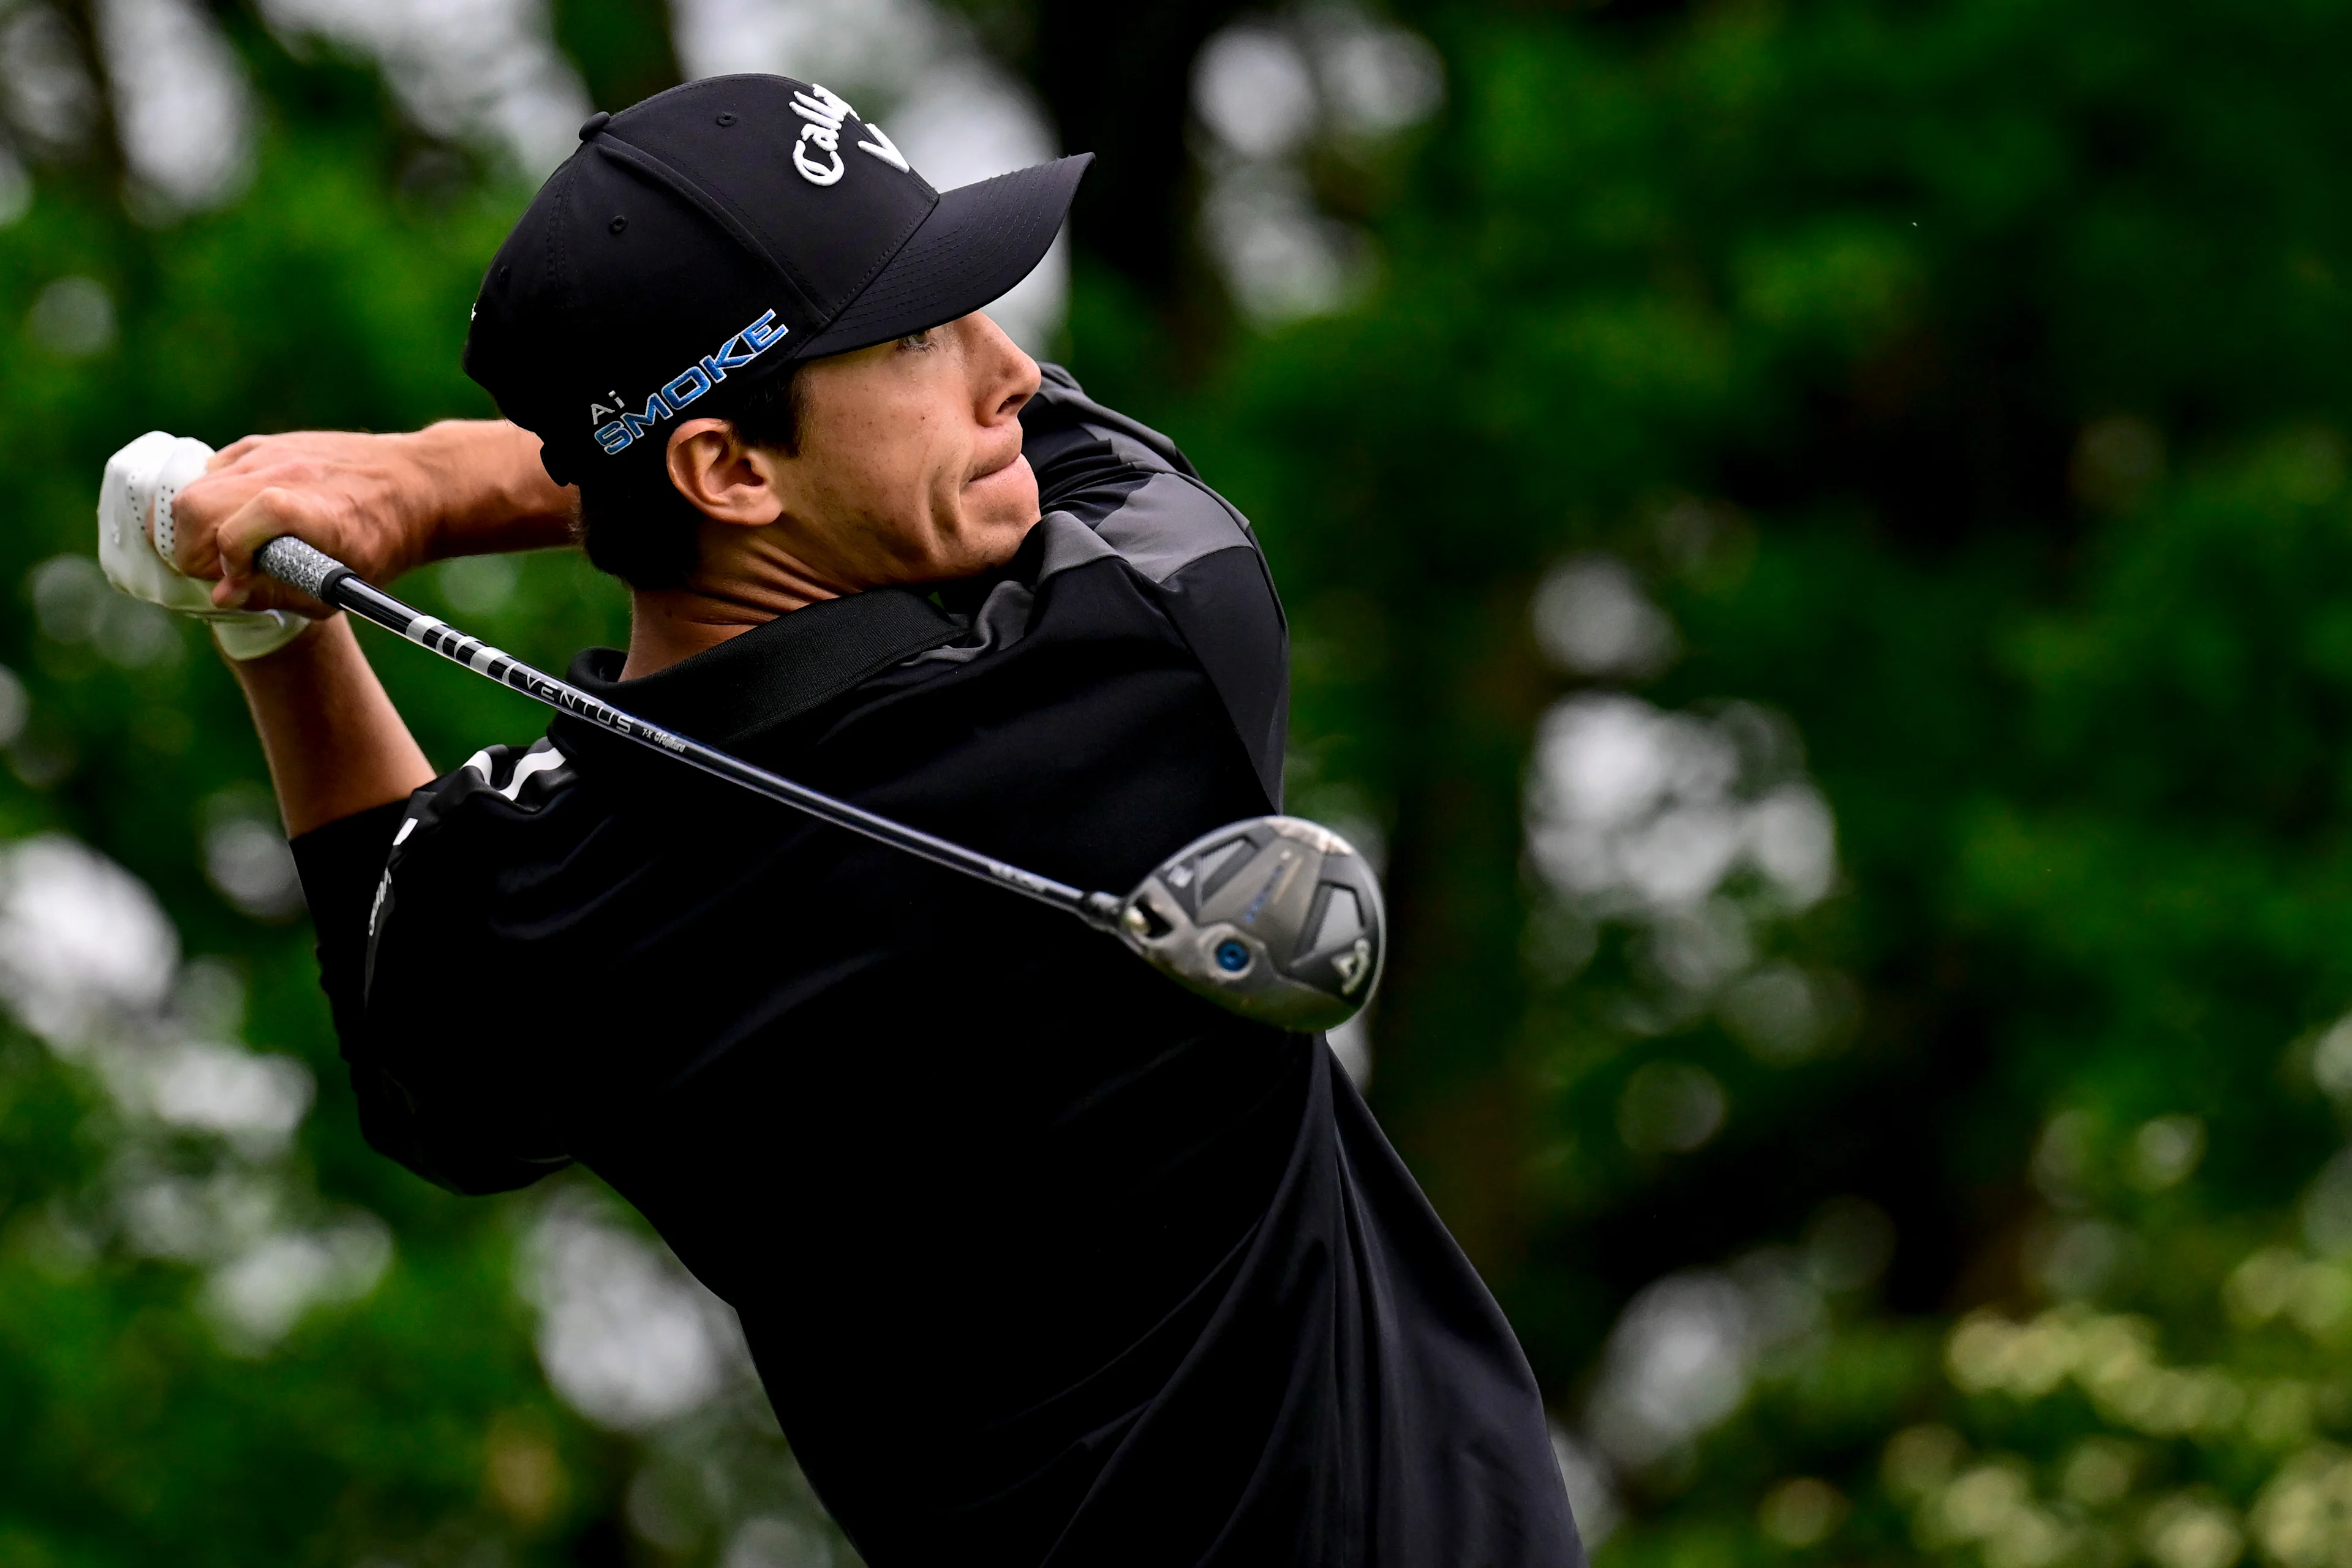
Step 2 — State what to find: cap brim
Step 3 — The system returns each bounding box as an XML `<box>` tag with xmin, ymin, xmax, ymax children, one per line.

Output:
<box><xmin>797</xmin><ymin>153</ymin><xmax>1091</xmax><ymax>359</ymax></box>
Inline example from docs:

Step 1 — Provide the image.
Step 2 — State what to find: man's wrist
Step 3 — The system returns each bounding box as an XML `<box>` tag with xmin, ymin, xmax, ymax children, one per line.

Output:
<box><xmin>223</xmin><ymin>610</ymin><xmax>342</xmax><ymax>681</ymax></box>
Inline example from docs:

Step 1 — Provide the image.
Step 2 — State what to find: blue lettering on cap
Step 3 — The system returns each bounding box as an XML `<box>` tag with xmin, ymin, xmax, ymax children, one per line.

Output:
<box><xmin>742</xmin><ymin>310</ymin><xmax>787</xmax><ymax>353</ymax></box>
<box><xmin>619</xmin><ymin>391</ymin><xmax>673</xmax><ymax>442</ymax></box>
<box><xmin>596</xmin><ymin>309</ymin><xmax>791</xmax><ymax>458</ymax></box>
<box><xmin>663</xmin><ymin>365</ymin><xmax>713</xmax><ymax>408</ymax></box>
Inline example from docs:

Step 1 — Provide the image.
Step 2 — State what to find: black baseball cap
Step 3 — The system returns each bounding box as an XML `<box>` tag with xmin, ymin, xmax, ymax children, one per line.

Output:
<box><xmin>464</xmin><ymin>74</ymin><xmax>1090</xmax><ymax>487</ymax></box>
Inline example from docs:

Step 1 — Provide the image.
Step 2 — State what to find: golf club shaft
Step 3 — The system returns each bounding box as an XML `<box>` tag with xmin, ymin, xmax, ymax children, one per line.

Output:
<box><xmin>255</xmin><ymin>536</ymin><xmax>1121</xmax><ymax>928</ymax></box>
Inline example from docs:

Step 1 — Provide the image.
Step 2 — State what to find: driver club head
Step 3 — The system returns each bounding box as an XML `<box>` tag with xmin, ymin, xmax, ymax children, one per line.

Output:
<box><xmin>1114</xmin><ymin>815</ymin><xmax>1385</xmax><ymax>1034</ymax></box>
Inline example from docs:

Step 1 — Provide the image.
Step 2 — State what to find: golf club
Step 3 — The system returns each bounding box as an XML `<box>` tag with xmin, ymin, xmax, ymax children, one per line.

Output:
<box><xmin>255</xmin><ymin>535</ymin><xmax>1385</xmax><ymax>1033</ymax></box>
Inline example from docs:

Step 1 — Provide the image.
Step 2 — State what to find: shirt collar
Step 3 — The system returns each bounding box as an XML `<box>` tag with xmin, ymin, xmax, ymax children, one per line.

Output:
<box><xmin>559</xmin><ymin>586</ymin><xmax>961</xmax><ymax>750</ymax></box>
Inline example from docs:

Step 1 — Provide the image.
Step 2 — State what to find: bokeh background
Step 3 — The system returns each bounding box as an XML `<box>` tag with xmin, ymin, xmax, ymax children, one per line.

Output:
<box><xmin>6</xmin><ymin>1</ymin><xmax>2352</xmax><ymax>1564</ymax></box>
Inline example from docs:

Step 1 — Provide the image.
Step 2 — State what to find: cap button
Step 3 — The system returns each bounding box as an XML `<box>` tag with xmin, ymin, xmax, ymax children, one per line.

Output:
<box><xmin>578</xmin><ymin>110</ymin><xmax>611</xmax><ymax>141</ymax></box>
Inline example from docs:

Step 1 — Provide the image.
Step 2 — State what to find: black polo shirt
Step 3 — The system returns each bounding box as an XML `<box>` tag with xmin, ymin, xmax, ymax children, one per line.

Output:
<box><xmin>292</xmin><ymin>367</ymin><xmax>1583</xmax><ymax>1568</ymax></box>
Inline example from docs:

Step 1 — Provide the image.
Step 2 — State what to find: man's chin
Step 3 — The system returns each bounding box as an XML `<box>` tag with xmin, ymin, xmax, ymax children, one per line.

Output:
<box><xmin>935</xmin><ymin>511</ymin><xmax>1039</xmax><ymax>581</ymax></box>
<box><xmin>965</xmin><ymin>453</ymin><xmax>1036</xmax><ymax>514</ymax></box>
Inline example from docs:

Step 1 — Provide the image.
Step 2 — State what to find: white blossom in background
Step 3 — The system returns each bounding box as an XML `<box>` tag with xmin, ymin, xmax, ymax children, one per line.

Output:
<box><xmin>2304</xmin><ymin>1148</ymin><xmax>2352</xmax><ymax>1258</ymax></box>
<box><xmin>1523</xmin><ymin>552</ymin><xmax>1853</xmax><ymax>1063</ymax></box>
<box><xmin>203</xmin><ymin>818</ymin><xmax>304</xmax><ymax>920</ymax></box>
<box><xmin>669</xmin><ymin>0</ymin><xmax>1068</xmax><ymax>352</ymax></box>
<box><xmin>23</xmin><ymin>555</ymin><xmax>178</xmax><ymax>694</ymax></box>
<box><xmin>1616</xmin><ymin>1059</ymin><xmax>1727</xmax><ymax>1155</ymax></box>
<box><xmin>140</xmin><ymin>1039</ymin><xmax>314</xmax><ymax>1154</ymax></box>
<box><xmin>1191</xmin><ymin>3</ymin><xmax>1444</xmax><ymax>325</ymax></box>
<box><xmin>0</xmin><ymin>834</ymin><xmax>178</xmax><ymax>1044</ymax></box>
<box><xmin>523</xmin><ymin>1192</ymin><xmax>748</xmax><ymax>1430</ymax></box>
<box><xmin>1585</xmin><ymin>1270</ymin><xmax>1759</xmax><ymax>1469</ymax></box>
<box><xmin>26</xmin><ymin>276</ymin><xmax>117</xmax><ymax>359</ymax></box>
<box><xmin>118</xmin><ymin>1164</ymin><xmax>283</xmax><ymax>1261</ymax></box>
<box><xmin>0</xmin><ymin>146</ymin><xmax>28</xmax><ymax>226</ymax></box>
<box><xmin>1525</xmin><ymin>682</ymin><xmax>1845</xmax><ymax>1054</ymax></box>
<box><xmin>1309</xmin><ymin>8</ymin><xmax>1444</xmax><ymax>138</ymax></box>
<box><xmin>2132</xmin><ymin>1114</ymin><xmax>2206</xmax><ymax>1193</ymax></box>
<box><xmin>0</xmin><ymin>665</ymin><xmax>29</xmax><ymax>747</ymax></box>
<box><xmin>1573</xmin><ymin>1204</ymin><xmax>1891</xmax><ymax>1491</ymax></box>
<box><xmin>438</xmin><ymin>553</ymin><xmax>520</xmax><ymax>614</ymax></box>
<box><xmin>0</xmin><ymin>834</ymin><xmax>391</xmax><ymax>1353</ymax></box>
<box><xmin>672</xmin><ymin>0</ymin><xmax>943</xmax><ymax>89</ymax></box>
<box><xmin>1549</xmin><ymin>1425</ymin><xmax>1622</xmax><ymax>1548</ymax></box>
<box><xmin>96</xmin><ymin>0</ymin><xmax>252</xmax><ymax>213</ymax></box>
<box><xmin>1534</xmin><ymin>556</ymin><xmax>1681</xmax><ymax>680</ymax></box>
<box><xmin>1716</xmin><ymin>960</ymin><xmax>1848</xmax><ymax>1066</ymax></box>
<box><xmin>203</xmin><ymin>1215</ymin><xmax>392</xmax><ymax>1349</ymax></box>
<box><xmin>1200</xmin><ymin>160</ymin><xmax>1365</xmax><ymax>326</ymax></box>
<box><xmin>1528</xmin><ymin>696</ymin><xmax>1836</xmax><ymax>920</ymax></box>
<box><xmin>0</xmin><ymin>3</ymin><xmax>99</xmax><ymax>155</ymax></box>
<box><xmin>723</xmin><ymin>1515</ymin><xmax>836</xmax><ymax>1568</ymax></box>
<box><xmin>2315</xmin><ymin>1013</ymin><xmax>2352</xmax><ymax>1104</ymax></box>
<box><xmin>1196</xmin><ymin>24</ymin><xmax>1320</xmax><ymax>160</ymax></box>
<box><xmin>257</xmin><ymin>0</ymin><xmax>589</xmax><ymax>176</ymax></box>
<box><xmin>1584</xmin><ymin>1251</ymin><xmax>1831</xmax><ymax>1470</ymax></box>
<box><xmin>194</xmin><ymin>785</ymin><xmax>303</xmax><ymax>921</ymax></box>
<box><xmin>622</xmin><ymin>1385</ymin><xmax>848</xmax><ymax>1562</ymax></box>
<box><xmin>2302</xmin><ymin>1021</ymin><xmax>2352</xmax><ymax>1256</ymax></box>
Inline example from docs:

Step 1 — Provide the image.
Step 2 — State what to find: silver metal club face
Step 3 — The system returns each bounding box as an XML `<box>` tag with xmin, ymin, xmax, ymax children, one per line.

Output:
<box><xmin>1115</xmin><ymin>815</ymin><xmax>1385</xmax><ymax>1034</ymax></box>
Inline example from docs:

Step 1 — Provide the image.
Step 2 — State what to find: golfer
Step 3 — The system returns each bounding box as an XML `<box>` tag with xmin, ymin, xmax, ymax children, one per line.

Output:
<box><xmin>169</xmin><ymin>75</ymin><xmax>1581</xmax><ymax>1567</ymax></box>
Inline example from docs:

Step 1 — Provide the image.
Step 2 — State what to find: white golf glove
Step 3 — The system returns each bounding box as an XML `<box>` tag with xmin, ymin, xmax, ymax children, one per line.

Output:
<box><xmin>98</xmin><ymin>431</ymin><xmax>304</xmax><ymax>662</ymax></box>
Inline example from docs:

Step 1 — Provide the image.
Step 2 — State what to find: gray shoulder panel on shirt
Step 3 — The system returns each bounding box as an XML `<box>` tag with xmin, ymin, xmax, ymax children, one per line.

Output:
<box><xmin>1099</xmin><ymin>428</ymin><xmax>1178</xmax><ymax>477</ymax></box>
<box><xmin>1038</xmin><ymin>510</ymin><xmax>1120</xmax><ymax>576</ymax></box>
<box><xmin>1031</xmin><ymin>364</ymin><xmax>1202</xmax><ymax>479</ymax></box>
<box><xmin>910</xmin><ymin>518</ymin><xmax>1105</xmax><ymax>666</ymax></box>
<box><xmin>913</xmin><ymin>486</ymin><xmax>1263</xmax><ymax>667</ymax></box>
<box><xmin>1083</xmin><ymin>469</ymin><xmax>1257</xmax><ymax>587</ymax></box>
<box><xmin>914</xmin><ymin>371</ymin><xmax>1273</xmax><ymax>669</ymax></box>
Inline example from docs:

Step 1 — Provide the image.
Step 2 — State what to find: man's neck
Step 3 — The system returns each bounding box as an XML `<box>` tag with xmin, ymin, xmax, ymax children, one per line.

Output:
<box><xmin>622</xmin><ymin>520</ymin><xmax>893</xmax><ymax>679</ymax></box>
<box><xmin>623</xmin><ymin>578</ymin><xmax>834</xmax><ymax>680</ymax></box>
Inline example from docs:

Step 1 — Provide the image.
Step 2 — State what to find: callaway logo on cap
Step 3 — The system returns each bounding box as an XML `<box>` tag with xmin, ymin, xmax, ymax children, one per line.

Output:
<box><xmin>786</xmin><ymin>81</ymin><xmax>908</xmax><ymax>185</ymax></box>
<box><xmin>462</xmin><ymin>74</ymin><xmax>1090</xmax><ymax>486</ymax></box>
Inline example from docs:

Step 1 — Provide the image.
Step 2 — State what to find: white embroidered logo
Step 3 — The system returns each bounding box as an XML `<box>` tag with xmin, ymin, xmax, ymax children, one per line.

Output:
<box><xmin>790</xmin><ymin>83</ymin><xmax>910</xmax><ymax>187</ymax></box>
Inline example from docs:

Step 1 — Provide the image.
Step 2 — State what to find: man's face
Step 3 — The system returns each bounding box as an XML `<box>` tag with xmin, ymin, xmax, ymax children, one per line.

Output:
<box><xmin>765</xmin><ymin>311</ymin><xmax>1042</xmax><ymax>589</ymax></box>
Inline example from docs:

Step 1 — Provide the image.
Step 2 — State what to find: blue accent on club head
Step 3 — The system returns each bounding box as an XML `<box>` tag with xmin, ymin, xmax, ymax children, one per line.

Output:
<box><xmin>1215</xmin><ymin>939</ymin><xmax>1250</xmax><ymax>973</ymax></box>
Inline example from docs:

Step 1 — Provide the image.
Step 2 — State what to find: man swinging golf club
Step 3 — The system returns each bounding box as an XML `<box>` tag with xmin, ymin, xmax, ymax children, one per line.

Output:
<box><xmin>108</xmin><ymin>75</ymin><xmax>1582</xmax><ymax>1567</ymax></box>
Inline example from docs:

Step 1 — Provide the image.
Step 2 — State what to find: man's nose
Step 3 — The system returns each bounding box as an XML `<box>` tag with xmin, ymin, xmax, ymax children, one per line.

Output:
<box><xmin>967</xmin><ymin>313</ymin><xmax>1041</xmax><ymax>420</ymax></box>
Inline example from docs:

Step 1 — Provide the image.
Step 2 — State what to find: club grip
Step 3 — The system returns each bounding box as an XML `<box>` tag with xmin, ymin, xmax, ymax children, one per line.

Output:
<box><xmin>255</xmin><ymin>535</ymin><xmax>351</xmax><ymax>603</ymax></box>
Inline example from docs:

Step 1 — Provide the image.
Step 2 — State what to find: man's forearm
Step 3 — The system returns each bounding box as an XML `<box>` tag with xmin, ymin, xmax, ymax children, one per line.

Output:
<box><xmin>232</xmin><ymin>616</ymin><xmax>435</xmax><ymax>837</ymax></box>
<box><xmin>405</xmin><ymin>419</ymin><xmax>577</xmax><ymax>561</ymax></box>
<box><xmin>176</xmin><ymin>419</ymin><xmax>579</xmax><ymax>618</ymax></box>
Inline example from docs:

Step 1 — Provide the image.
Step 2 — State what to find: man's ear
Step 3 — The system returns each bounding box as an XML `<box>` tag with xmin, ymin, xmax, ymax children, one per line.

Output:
<box><xmin>665</xmin><ymin>418</ymin><xmax>786</xmax><ymax>527</ymax></box>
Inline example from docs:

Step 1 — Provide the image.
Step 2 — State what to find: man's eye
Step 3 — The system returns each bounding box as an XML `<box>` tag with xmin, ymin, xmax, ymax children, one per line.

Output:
<box><xmin>897</xmin><ymin>329</ymin><xmax>932</xmax><ymax>350</ymax></box>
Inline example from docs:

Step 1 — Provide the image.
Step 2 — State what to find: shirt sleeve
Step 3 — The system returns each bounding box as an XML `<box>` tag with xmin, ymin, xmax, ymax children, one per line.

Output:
<box><xmin>288</xmin><ymin>751</ymin><xmax>575</xmax><ymax>1197</ymax></box>
<box><xmin>288</xmin><ymin>798</ymin><xmax>403</xmax><ymax>1047</ymax></box>
<box><xmin>1022</xmin><ymin>366</ymin><xmax>1292</xmax><ymax>807</ymax></box>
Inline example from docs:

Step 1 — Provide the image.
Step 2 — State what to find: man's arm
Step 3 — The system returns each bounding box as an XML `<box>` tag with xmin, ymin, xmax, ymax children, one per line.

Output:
<box><xmin>172</xmin><ymin>419</ymin><xmax>573</xmax><ymax>618</ymax></box>
<box><xmin>249</xmin><ymin>620</ymin><xmax>558</xmax><ymax>1196</ymax></box>
<box><xmin>231</xmin><ymin>614</ymin><xmax>435</xmax><ymax>837</ymax></box>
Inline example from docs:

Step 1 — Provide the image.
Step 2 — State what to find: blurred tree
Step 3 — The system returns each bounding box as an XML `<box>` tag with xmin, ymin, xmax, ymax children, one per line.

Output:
<box><xmin>1152</xmin><ymin>0</ymin><xmax>2352</xmax><ymax>1559</ymax></box>
<box><xmin>555</xmin><ymin>0</ymin><xmax>681</xmax><ymax>116</ymax></box>
<box><xmin>18</xmin><ymin>0</ymin><xmax>2352</xmax><ymax>1565</ymax></box>
<box><xmin>1030</xmin><ymin>0</ymin><xmax>1243</xmax><ymax>328</ymax></box>
<box><xmin>0</xmin><ymin>4</ymin><xmax>841</xmax><ymax>1566</ymax></box>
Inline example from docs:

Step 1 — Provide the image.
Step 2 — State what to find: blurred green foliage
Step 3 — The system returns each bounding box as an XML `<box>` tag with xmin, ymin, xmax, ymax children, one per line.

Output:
<box><xmin>9</xmin><ymin>0</ymin><xmax>2352</xmax><ymax>1565</ymax></box>
<box><xmin>1144</xmin><ymin>2</ymin><xmax>2352</xmax><ymax>1566</ymax></box>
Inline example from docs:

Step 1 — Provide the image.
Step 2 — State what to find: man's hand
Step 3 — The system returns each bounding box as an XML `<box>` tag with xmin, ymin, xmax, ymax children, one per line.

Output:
<box><xmin>173</xmin><ymin>420</ymin><xmax>577</xmax><ymax>616</ymax></box>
